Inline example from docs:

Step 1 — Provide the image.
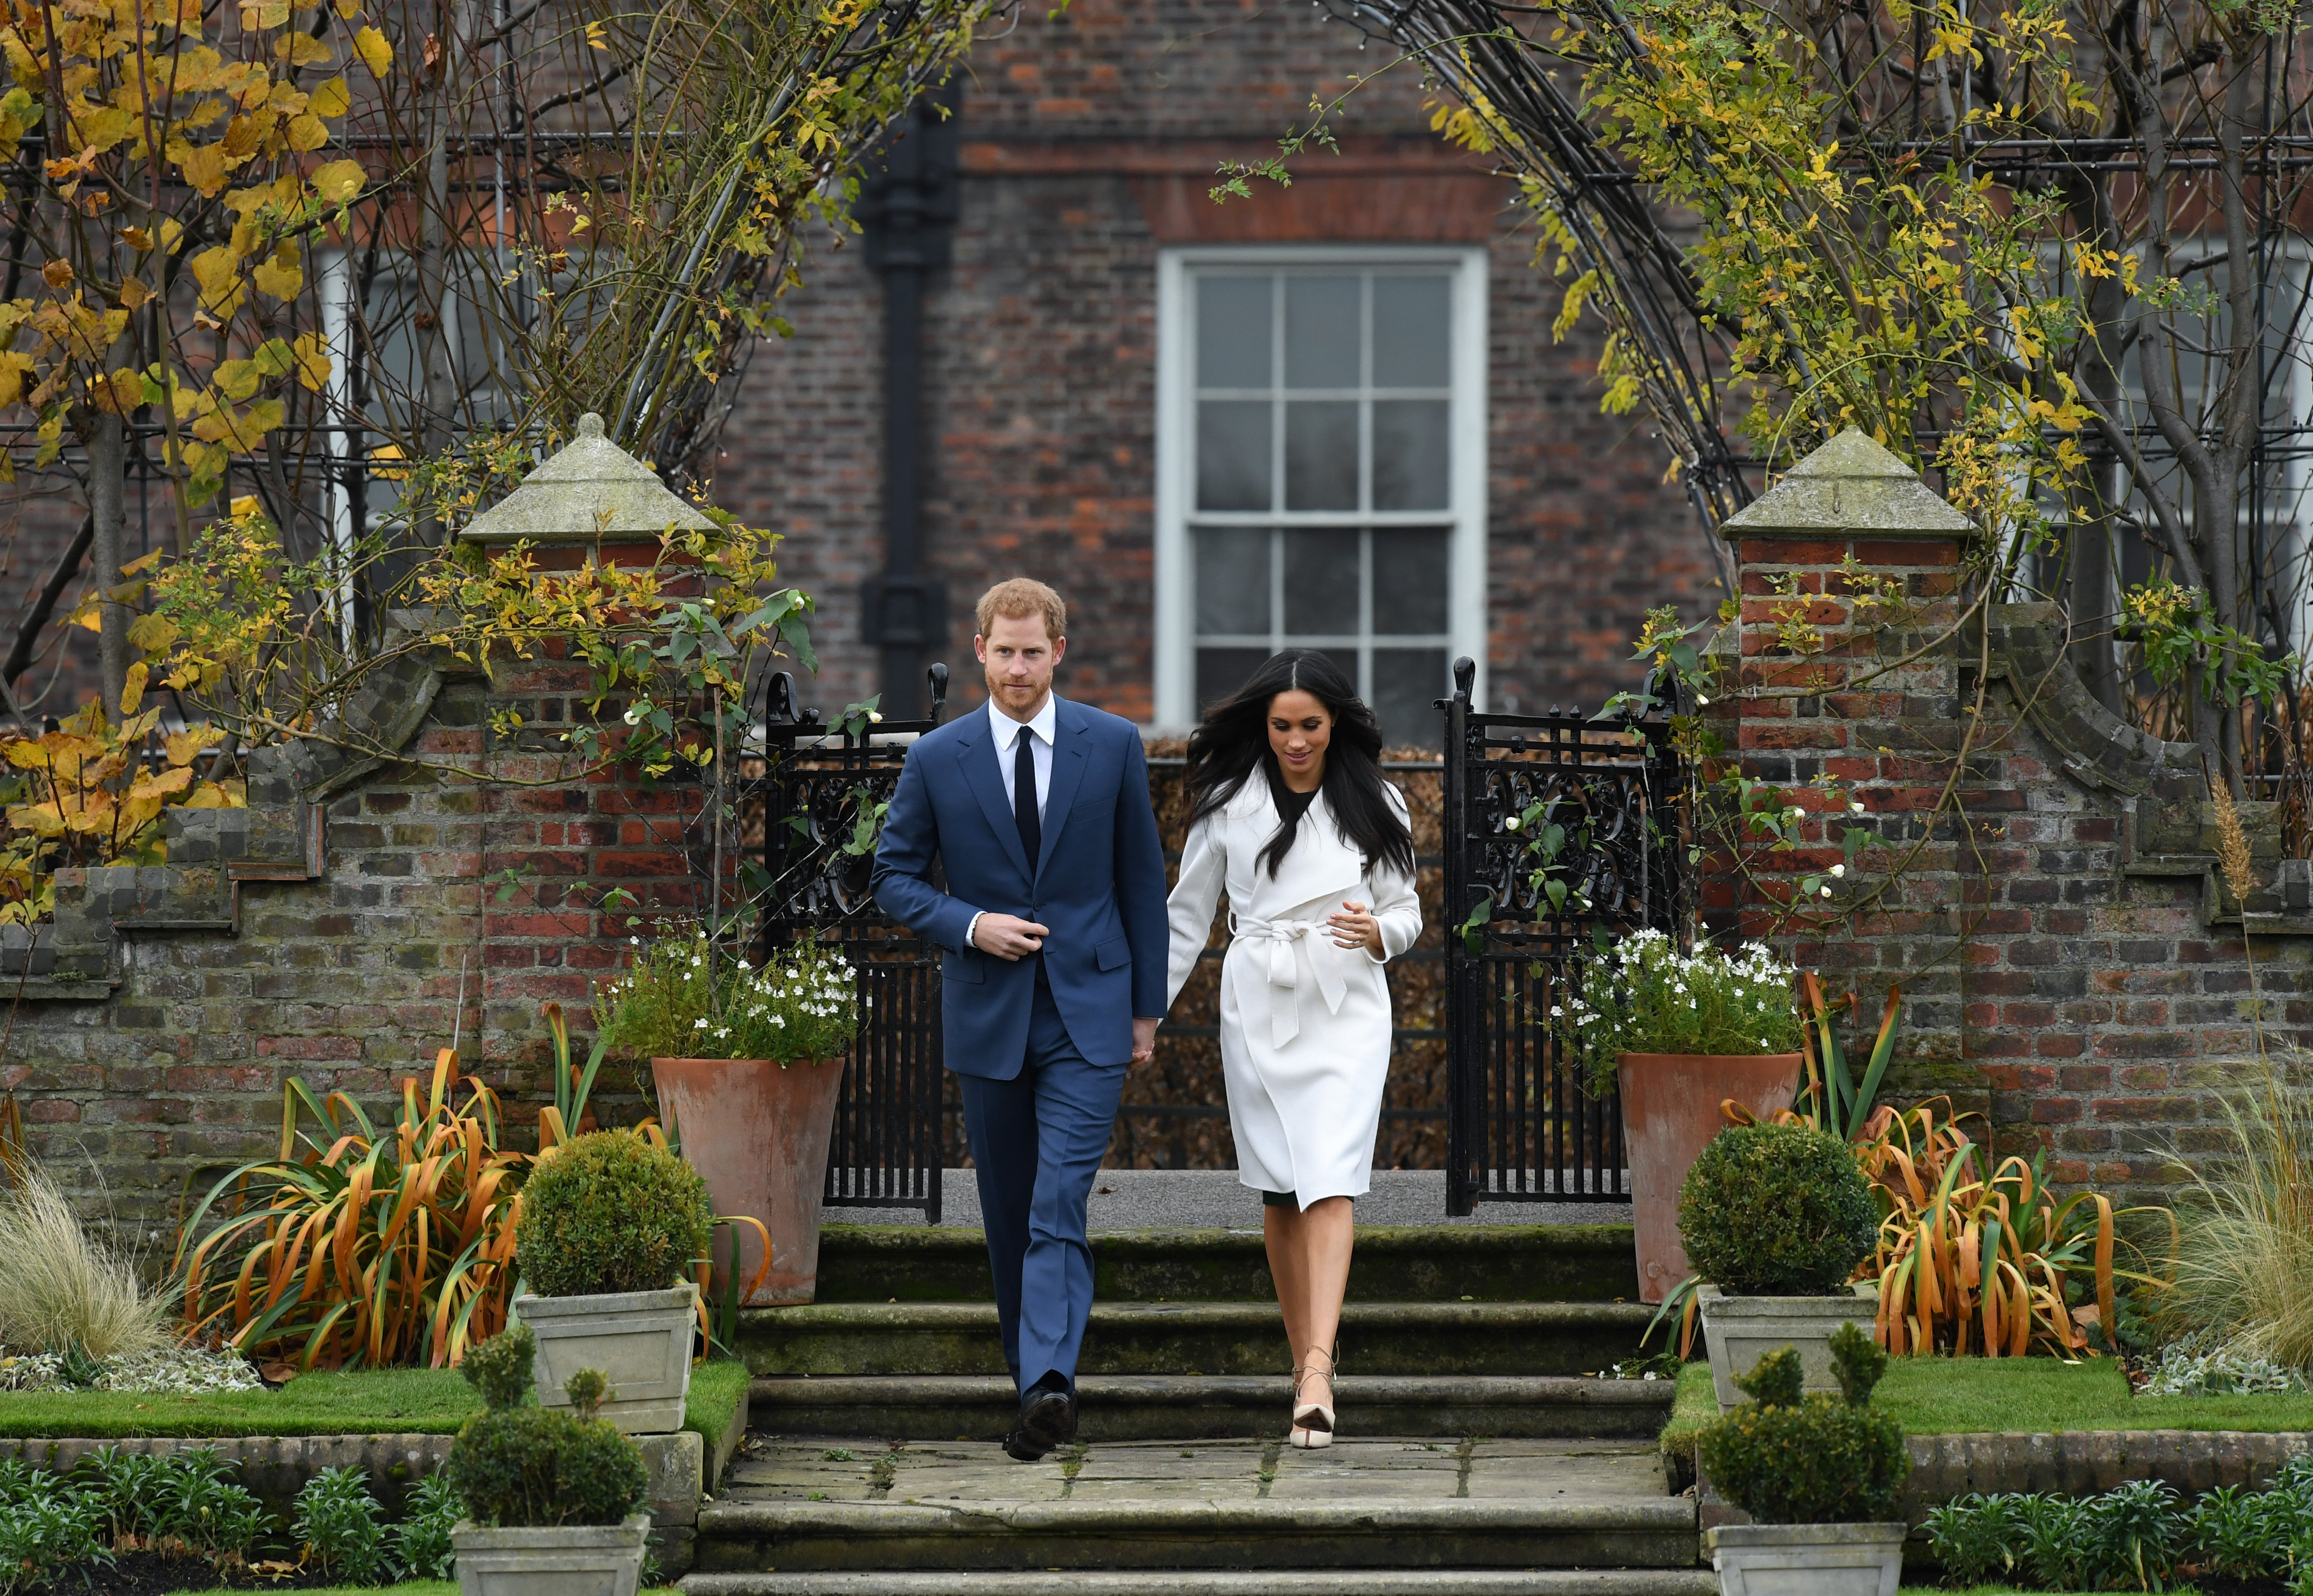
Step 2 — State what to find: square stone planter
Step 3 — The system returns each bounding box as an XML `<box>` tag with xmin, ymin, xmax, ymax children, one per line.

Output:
<box><xmin>1707</xmin><ymin>1521</ymin><xmax>1906</xmax><ymax>1596</ymax></box>
<box><xmin>514</xmin><ymin>1283</ymin><xmax>697</xmax><ymax>1434</ymax></box>
<box><xmin>1699</xmin><ymin>1282</ymin><xmax>1879</xmax><ymax>1412</ymax></box>
<box><xmin>453</xmin><ymin>1513</ymin><xmax>649</xmax><ymax>1596</ymax></box>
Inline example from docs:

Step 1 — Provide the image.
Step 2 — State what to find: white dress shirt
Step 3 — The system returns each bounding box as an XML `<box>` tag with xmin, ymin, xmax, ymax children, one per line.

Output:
<box><xmin>965</xmin><ymin>693</ymin><xmax>1058</xmax><ymax>954</ymax></box>
<box><xmin>988</xmin><ymin>692</ymin><xmax>1056</xmax><ymax>818</ymax></box>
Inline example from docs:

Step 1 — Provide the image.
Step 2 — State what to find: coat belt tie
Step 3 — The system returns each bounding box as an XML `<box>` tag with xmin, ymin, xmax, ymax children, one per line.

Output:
<box><xmin>1228</xmin><ymin>912</ymin><xmax>1349</xmax><ymax>1048</ymax></box>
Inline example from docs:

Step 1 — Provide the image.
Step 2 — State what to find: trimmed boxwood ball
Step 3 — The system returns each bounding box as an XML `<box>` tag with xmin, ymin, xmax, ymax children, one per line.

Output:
<box><xmin>1678</xmin><ymin>1120</ymin><xmax>1876</xmax><ymax>1295</ymax></box>
<box><xmin>515</xmin><ymin>1128</ymin><xmax>711</xmax><ymax>1299</ymax></box>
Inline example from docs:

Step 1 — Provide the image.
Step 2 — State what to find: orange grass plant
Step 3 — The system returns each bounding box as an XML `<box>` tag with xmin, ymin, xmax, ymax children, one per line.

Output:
<box><xmin>175</xmin><ymin>1048</ymin><xmax>530</xmax><ymax>1370</ymax></box>
<box><xmin>1865</xmin><ymin>1100</ymin><xmax>2169</xmax><ymax>1357</ymax></box>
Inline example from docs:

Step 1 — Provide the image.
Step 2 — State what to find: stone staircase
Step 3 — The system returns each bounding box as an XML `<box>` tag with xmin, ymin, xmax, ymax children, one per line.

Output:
<box><xmin>681</xmin><ymin>1221</ymin><xmax>1705</xmax><ymax>1595</ymax></box>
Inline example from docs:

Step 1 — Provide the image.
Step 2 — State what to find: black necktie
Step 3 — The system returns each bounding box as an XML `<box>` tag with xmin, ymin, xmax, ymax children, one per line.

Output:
<box><xmin>1014</xmin><ymin>731</ymin><xmax>1041</xmax><ymax>871</ymax></box>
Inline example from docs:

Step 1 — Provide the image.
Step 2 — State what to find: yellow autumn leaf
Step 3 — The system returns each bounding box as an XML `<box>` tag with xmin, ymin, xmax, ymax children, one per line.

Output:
<box><xmin>309</xmin><ymin>75</ymin><xmax>350</xmax><ymax>117</ymax></box>
<box><xmin>0</xmin><ymin>350</ymin><xmax>36</xmax><ymax>409</ymax></box>
<box><xmin>285</xmin><ymin>113</ymin><xmax>328</xmax><ymax>151</ymax></box>
<box><xmin>188</xmin><ymin>246</ymin><xmax>243</xmax><ymax>313</ymax></box>
<box><xmin>310</xmin><ymin>157</ymin><xmax>364</xmax><ymax>202</ymax></box>
<box><xmin>5</xmin><ymin>803</ymin><xmax>65</xmax><ymax>839</ymax></box>
<box><xmin>128</xmin><ymin>764</ymin><xmax>193</xmax><ymax>803</ymax></box>
<box><xmin>276</xmin><ymin>32</ymin><xmax>332</xmax><ymax>65</ymax></box>
<box><xmin>92</xmin><ymin>366</ymin><xmax>141</xmax><ymax>416</ymax></box>
<box><xmin>178</xmin><ymin>142</ymin><xmax>235</xmax><ymax>196</ymax></box>
<box><xmin>353</xmin><ymin>25</ymin><xmax>391</xmax><ymax>77</ymax></box>
<box><xmin>181</xmin><ymin>782</ymin><xmax>236</xmax><ymax>809</ymax></box>
<box><xmin>127</xmin><ymin>612</ymin><xmax>180</xmax><ymax>656</ymax></box>
<box><xmin>252</xmin><ymin>242</ymin><xmax>302</xmax><ymax>300</ymax></box>
<box><xmin>291</xmin><ymin>330</ymin><xmax>332</xmax><ymax>391</ymax></box>
<box><xmin>2</xmin><ymin>739</ymin><xmax>48</xmax><ymax>770</ymax></box>
<box><xmin>164</xmin><ymin>725</ymin><xmax>209</xmax><ymax>767</ymax></box>
<box><xmin>118</xmin><ymin>660</ymin><xmax>149</xmax><ymax>716</ymax></box>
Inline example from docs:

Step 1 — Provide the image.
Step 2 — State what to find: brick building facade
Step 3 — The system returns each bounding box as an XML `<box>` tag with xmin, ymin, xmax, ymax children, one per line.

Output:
<box><xmin>716</xmin><ymin>0</ymin><xmax>1721</xmax><ymax>739</ymax></box>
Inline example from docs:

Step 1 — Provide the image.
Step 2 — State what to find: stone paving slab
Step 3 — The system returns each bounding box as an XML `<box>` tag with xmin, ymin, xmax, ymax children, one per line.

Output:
<box><xmin>720</xmin><ymin>1434</ymin><xmax>1670</xmax><ymax>1509</ymax></box>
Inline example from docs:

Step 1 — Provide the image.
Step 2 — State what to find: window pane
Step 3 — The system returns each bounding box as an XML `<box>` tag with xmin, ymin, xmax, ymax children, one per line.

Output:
<box><xmin>1371</xmin><ymin>647</ymin><xmax>1450</xmax><ymax>750</ymax></box>
<box><xmin>1194</xmin><ymin>528</ymin><xmax>1271</xmax><ymax>635</ymax></box>
<box><xmin>1372</xmin><ymin>400</ymin><xmax>1449</xmax><ymax>511</ymax></box>
<box><xmin>1198</xmin><ymin>276</ymin><xmax>1272</xmax><ymax>390</ymax></box>
<box><xmin>1372</xmin><ymin>528</ymin><xmax>1450</xmax><ymax>635</ymax></box>
<box><xmin>1284</xmin><ymin>401</ymin><xmax>1358</xmax><ymax>511</ymax></box>
<box><xmin>1284</xmin><ymin>528</ymin><xmax>1360</xmax><ymax>636</ymax></box>
<box><xmin>1197</xmin><ymin>647</ymin><xmax>1271</xmax><ymax>715</ymax></box>
<box><xmin>1372</xmin><ymin>275</ymin><xmax>1450</xmax><ymax>388</ymax></box>
<box><xmin>1285</xmin><ymin>276</ymin><xmax>1360</xmax><ymax>389</ymax></box>
<box><xmin>1198</xmin><ymin>400</ymin><xmax>1272</xmax><ymax>511</ymax></box>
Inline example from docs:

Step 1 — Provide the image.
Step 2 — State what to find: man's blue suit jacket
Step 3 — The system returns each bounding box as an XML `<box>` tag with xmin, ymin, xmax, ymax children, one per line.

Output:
<box><xmin>872</xmin><ymin>697</ymin><xmax>1170</xmax><ymax>1076</ymax></box>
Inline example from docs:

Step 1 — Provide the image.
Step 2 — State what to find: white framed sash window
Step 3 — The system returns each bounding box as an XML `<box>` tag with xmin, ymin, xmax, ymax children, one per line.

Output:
<box><xmin>1153</xmin><ymin>246</ymin><xmax>1488</xmax><ymax>744</ymax></box>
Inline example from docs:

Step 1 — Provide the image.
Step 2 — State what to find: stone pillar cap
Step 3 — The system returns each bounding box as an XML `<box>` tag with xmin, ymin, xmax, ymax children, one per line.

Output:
<box><xmin>1719</xmin><ymin>427</ymin><xmax>1977</xmax><ymax>540</ymax></box>
<box><xmin>460</xmin><ymin>412</ymin><xmax>720</xmax><ymax>547</ymax></box>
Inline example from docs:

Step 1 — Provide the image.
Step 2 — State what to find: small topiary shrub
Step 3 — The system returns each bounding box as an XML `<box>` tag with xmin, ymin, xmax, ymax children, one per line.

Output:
<box><xmin>1678</xmin><ymin>1121</ymin><xmax>1876</xmax><ymax>1295</ymax></box>
<box><xmin>444</xmin><ymin>1325</ymin><xmax>648</xmax><ymax>1530</ymax></box>
<box><xmin>515</xmin><ymin>1129</ymin><xmax>710</xmax><ymax>1299</ymax></box>
<box><xmin>1696</xmin><ymin>1323</ymin><xmax>1908</xmax><ymax>1525</ymax></box>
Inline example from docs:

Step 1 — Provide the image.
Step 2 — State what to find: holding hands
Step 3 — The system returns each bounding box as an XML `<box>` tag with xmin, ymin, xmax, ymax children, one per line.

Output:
<box><xmin>1329</xmin><ymin>899</ymin><xmax>1383</xmax><ymax>957</ymax></box>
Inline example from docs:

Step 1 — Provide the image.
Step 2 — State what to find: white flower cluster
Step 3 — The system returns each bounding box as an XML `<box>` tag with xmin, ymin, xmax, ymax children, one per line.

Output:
<box><xmin>1557</xmin><ymin>928</ymin><xmax>1802</xmax><ymax>1094</ymax></box>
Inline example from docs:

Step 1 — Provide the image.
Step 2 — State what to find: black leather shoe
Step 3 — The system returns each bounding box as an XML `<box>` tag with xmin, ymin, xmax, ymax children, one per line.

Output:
<box><xmin>1018</xmin><ymin>1380</ymin><xmax>1078</xmax><ymax>1454</ymax></box>
<box><xmin>1002</xmin><ymin>1425</ymin><xmax>1052</xmax><ymax>1462</ymax></box>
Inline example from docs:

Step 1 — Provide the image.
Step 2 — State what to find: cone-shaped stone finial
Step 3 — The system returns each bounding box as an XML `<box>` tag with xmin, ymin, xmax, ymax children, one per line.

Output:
<box><xmin>461</xmin><ymin>412</ymin><xmax>717</xmax><ymax>546</ymax></box>
<box><xmin>1719</xmin><ymin>427</ymin><xmax>1976</xmax><ymax>539</ymax></box>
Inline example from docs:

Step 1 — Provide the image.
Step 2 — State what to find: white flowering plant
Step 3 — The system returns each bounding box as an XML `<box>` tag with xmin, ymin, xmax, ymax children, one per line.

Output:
<box><xmin>595</xmin><ymin>933</ymin><xmax>858</xmax><ymax>1064</ymax></box>
<box><xmin>1556</xmin><ymin>929</ymin><xmax>1803</xmax><ymax>1095</ymax></box>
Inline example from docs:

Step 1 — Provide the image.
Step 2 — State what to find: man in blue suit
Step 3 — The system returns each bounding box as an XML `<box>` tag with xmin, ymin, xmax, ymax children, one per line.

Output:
<box><xmin>872</xmin><ymin>577</ymin><xmax>1169</xmax><ymax>1461</ymax></box>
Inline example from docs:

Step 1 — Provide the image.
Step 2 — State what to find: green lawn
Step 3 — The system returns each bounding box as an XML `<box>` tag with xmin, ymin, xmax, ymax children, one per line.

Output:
<box><xmin>1664</xmin><ymin>1355</ymin><xmax>2313</xmax><ymax>1461</ymax></box>
<box><xmin>0</xmin><ymin>1356</ymin><xmax>752</xmax><ymax>1444</ymax></box>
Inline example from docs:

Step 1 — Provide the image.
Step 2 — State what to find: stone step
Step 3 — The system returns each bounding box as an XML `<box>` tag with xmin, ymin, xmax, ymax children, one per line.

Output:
<box><xmin>747</xmin><ymin>1374</ymin><xmax>1674</xmax><ymax>1441</ymax></box>
<box><xmin>694</xmin><ymin>1436</ymin><xmax>1695</xmax><ymax>1574</ymax></box>
<box><xmin>742</xmin><ymin>1300</ymin><xmax>1656</xmax><ymax>1377</ymax></box>
<box><xmin>816</xmin><ymin>1225</ymin><xmax>1639</xmax><ymax>1305</ymax></box>
<box><xmin>682</xmin><ymin>1572</ymin><xmax>1718</xmax><ymax>1595</ymax></box>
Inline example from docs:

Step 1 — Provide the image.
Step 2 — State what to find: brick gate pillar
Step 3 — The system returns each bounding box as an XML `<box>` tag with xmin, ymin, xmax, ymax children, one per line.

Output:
<box><xmin>455</xmin><ymin>412</ymin><xmax>725</xmax><ymax>1057</ymax></box>
<box><xmin>1711</xmin><ymin>428</ymin><xmax>1980</xmax><ymax>1103</ymax></box>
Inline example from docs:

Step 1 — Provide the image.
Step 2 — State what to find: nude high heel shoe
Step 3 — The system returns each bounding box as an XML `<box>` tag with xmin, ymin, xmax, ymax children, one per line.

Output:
<box><xmin>1289</xmin><ymin>1346</ymin><xmax>1336</xmax><ymax>1449</ymax></box>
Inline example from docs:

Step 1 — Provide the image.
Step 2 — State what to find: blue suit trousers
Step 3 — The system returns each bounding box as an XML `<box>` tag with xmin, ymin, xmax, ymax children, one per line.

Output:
<box><xmin>958</xmin><ymin>966</ymin><xmax>1124</xmax><ymax>1393</ymax></box>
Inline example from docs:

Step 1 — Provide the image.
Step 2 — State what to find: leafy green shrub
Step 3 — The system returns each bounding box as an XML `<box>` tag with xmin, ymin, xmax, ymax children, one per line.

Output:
<box><xmin>1679</xmin><ymin>1121</ymin><xmax>1876</xmax><ymax>1294</ymax></box>
<box><xmin>393</xmin><ymin>1472</ymin><xmax>461</xmax><ymax>1581</ymax></box>
<box><xmin>153</xmin><ymin>1448</ymin><xmax>271</xmax><ymax>1570</ymax></box>
<box><xmin>1925</xmin><ymin>1466</ymin><xmax>2313</xmax><ymax>1591</ymax></box>
<box><xmin>74</xmin><ymin>1445</ymin><xmax>176</xmax><ymax>1549</ymax></box>
<box><xmin>515</xmin><ymin>1129</ymin><xmax>710</xmax><ymax>1299</ymax></box>
<box><xmin>1694</xmin><ymin>1325</ymin><xmax>1907</xmax><ymax>1524</ymax></box>
<box><xmin>292</xmin><ymin>1465</ymin><xmax>391</xmax><ymax>1584</ymax></box>
<box><xmin>444</xmin><ymin>1327</ymin><xmax>647</xmax><ymax>1530</ymax></box>
<box><xmin>0</xmin><ymin>1460</ymin><xmax>104</xmax><ymax>1596</ymax></box>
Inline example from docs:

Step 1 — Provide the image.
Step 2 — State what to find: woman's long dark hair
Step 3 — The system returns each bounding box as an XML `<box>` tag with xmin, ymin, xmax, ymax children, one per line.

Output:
<box><xmin>1182</xmin><ymin>650</ymin><xmax>1416</xmax><ymax>880</ymax></box>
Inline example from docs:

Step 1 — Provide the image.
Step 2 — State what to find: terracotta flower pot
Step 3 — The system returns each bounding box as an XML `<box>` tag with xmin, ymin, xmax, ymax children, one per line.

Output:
<box><xmin>1616</xmin><ymin>1051</ymin><xmax>1804</xmax><ymax>1303</ymax></box>
<box><xmin>651</xmin><ymin>1055</ymin><xmax>846</xmax><ymax>1306</ymax></box>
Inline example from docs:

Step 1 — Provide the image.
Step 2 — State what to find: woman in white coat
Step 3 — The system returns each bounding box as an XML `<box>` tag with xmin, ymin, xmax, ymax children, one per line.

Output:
<box><xmin>1164</xmin><ymin>650</ymin><xmax>1421</xmax><ymax>1448</ymax></box>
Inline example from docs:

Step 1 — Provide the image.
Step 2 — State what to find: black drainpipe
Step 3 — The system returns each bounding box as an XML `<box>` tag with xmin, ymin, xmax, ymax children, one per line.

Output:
<box><xmin>856</xmin><ymin>85</ymin><xmax>961</xmax><ymax>720</ymax></box>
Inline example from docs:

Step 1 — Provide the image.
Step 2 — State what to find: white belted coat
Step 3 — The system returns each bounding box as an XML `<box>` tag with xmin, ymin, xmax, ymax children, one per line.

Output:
<box><xmin>1164</xmin><ymin>779</ymin><xmax>1422</xmax><ymax>1204</ymax></box>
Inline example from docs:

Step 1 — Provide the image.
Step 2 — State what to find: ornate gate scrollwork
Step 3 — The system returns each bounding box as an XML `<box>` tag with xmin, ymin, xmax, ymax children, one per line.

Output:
<box><xmin>749</xmin><ymin>663</ymin><xmax>950</xmax><ymax>1218</ymax></box>
<box><xmin>1440</xmin><ymin>657</ymin><xmax>1688</xmax><ymax>1215</ymax></box>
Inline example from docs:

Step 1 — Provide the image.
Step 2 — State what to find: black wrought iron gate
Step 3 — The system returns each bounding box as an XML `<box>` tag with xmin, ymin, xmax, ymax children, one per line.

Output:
<box><xmin>1440</xmin><ymin>657</ymin><xmax>1688</xmax><ymax>1215</ymax></box>
<box><xmin>751</xmin><ymin>665</ymin><xmax>950</xmax><ymax>1220</ymax></box>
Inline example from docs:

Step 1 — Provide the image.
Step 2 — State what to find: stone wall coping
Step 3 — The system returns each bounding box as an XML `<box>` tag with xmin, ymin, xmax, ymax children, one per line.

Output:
<box><xmin>1719</xmin><ymin>429</ymin><xmax>1978</xmax><ymax>540</ymax></box>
